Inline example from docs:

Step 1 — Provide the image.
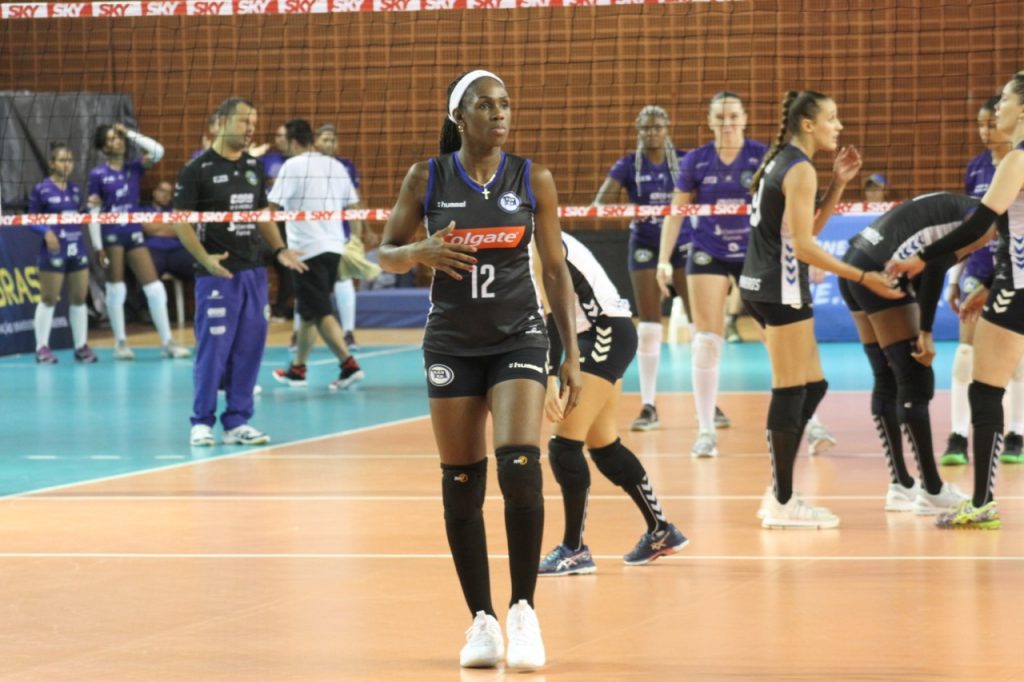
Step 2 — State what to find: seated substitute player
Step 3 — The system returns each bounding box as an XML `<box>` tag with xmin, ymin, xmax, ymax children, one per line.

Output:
<box><xmin>839</xmin><ymin>193</ymin><xmax>991</xmax><ymax>514</ymax></box>
<box><xmin>538</xmin><ymin>232</ymin><xmax>688</xmax><ymax>576</ymax></box>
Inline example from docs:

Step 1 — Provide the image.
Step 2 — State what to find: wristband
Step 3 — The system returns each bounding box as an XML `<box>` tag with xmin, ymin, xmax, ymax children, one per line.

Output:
<box><xmin>273</xmin><ymin>246</ymin><xmax>287</xmax><ymax>260</ymax></box>
<box><xmin>857</xmin><ymin>270</ymin><xmax>865</xmax><ymax>284</ymax></box>
<box><xmin>123</xmin><ymin>129</ymin><xmax>165</xmax><ymax>163</ymax></box>
<box><xmin>88</xmin><ymin>207</ymin><xmax>103</xmax><ymax>250</ymax></box>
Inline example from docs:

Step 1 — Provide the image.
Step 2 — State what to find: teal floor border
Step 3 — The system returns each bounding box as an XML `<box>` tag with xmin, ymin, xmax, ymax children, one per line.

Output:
<box><xmin>0</xmin><ymin>341</ymin><xmax>958</xmax><ymax>496</ymax></box>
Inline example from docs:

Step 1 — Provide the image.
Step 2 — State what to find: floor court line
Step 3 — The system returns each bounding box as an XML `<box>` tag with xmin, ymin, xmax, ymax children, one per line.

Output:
<box><xmin>258</xmin><ymin>344</ymin><xmax>419</xmax><ymax>367</ymax></box>
<box><xmin>0</xmin><ymin>551</ymin><xmax>1018</xmax><ymax>561</ymax></box>
<box><xmin>11</xmin><ymin>494</ymin><xmax>1023</xmax><ymax>502</ymax></box>
<box><xmin>1</xmin><ymin>414</ymin><xmax>429</xmax><ymax>500</ymax></box>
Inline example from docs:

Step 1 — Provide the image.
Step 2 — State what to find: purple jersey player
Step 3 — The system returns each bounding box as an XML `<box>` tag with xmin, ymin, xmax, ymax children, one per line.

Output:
<box><xmin>29</xmin><ymin>144</ymin><xmax>96</xmax><ymax>364</ymax></box>
<box><xmin>941</xmin><ymin>94</ymin><xmax>1018</xmax><ymax>466</ymax></box>
<box><xmin>88</xmin><ymin>122</ymin><xmax>190</xmax><ymax>361</ymax></box>
<box><xmin>657</xmin><ymin>92</ymin><xmax>772</xmax><ymax>456</ymax></box>
<box><xmin>592</xmin><ymin>105</ymin><xmax>687</xmax><ymax>432</ymax></box>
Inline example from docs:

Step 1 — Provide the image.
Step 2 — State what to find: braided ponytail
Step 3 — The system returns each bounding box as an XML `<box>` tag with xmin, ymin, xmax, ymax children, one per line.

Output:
<box><xmin>750</xmin><ymin>90</ymin><xmax>798</xmax><ymax>192</ymax></box>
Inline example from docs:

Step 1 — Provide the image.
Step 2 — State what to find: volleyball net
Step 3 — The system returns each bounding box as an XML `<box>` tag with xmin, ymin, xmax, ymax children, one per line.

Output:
<box><xmin>1</xmin><ymin>0</ymin><xmax>1020</xmax><ymax>226</ymax></box>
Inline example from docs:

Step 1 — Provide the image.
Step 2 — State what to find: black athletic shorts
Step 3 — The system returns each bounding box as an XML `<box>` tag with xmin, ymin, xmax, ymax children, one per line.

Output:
<box><xmin>744</xmin><ymin>299</ymin><xmax>814</xmax><ymax>328</ymax></box>
<box><xmin>981</xmin><ymin>284</ymin><xmax>1024</xmax><ymax>334</ymax></box>
<box><xmin>838</xmin><ymin>246</ymin><xmax>915</xmax><ymax>314</ymax></box>
<box><xmin>423</xmin><ymin>346</ymin><xmax>548</xmax><ymax>398</ymax></box>
<box><xmin>686</xmin><ymin>248</ymin><xmax>745</xmax><ymax>280</ymax></box>
<box><xmin>293</xmin><ymin>252</ymin><xmax>341</xmax><ymax>321</ymax></box>
<box><xmin>579</xmin><ymin>316</ymin><xmax>637</xmax><ymax>384</ymax></box>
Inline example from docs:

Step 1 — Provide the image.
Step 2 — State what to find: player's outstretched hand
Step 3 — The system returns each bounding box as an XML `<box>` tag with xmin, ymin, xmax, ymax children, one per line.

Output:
<box><xmin>202</xmin><ymin>252</ymin><xmax>233</xmax><ymax>278</ymax></box>
<box><xmin>862</xmin><ymin>270</ymin><xmax>905</xmax><ymax>300</ymax></box>
<box><xmin>417</xmin><ymin>222</ymin><xmax>478</xmax><ymax>281</ymax></box>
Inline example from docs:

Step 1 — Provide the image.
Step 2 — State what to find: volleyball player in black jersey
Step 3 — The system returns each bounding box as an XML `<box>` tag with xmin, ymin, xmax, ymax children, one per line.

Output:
<box><xmin>537</xmin><ymin>232</ymin><xmax>688</xmax><ymax>576</ymax></box>
<box><xmin>840</xmin><ymin>193</ymin><xmax>989</xmax><ymax>515</ymax></box>
<box><xmin>889</xmin><ymin>72</ymin><xmax>1024</xmax><ymax>529</ymax></box>
<box><xmin>740</xmin><ymin>90</ymin><xmax>902</xmax><ymax>529</ymax></box>
<box><xmin>379</xmin><ymin>70</ymin><xmax>581</xmax><ymax>670</ymax></box>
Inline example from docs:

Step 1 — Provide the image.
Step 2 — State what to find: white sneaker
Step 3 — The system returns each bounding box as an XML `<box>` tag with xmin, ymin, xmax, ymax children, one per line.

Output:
<box><xmin>190</xmin><ymin>424</ymin><xmax>215</xmax><ymax>447</ymax></box>
<box><xmin>691</xmin><ymin>431</ymin><xmax>718</xmax><ymax>458</ymax></box>
<box><xmin>222</xmin><ymin>424</ymin><xmax>271</xmax><ymax>445</ymax></box>
<box><xmin>806</xmin><ymin>419</ymin><xmax>837</xmax><ymax>456</ymax></box>
<box><xmin>113</xmin><ymin>341</ymin><xmax>135</xmax><ymax>361</ymax></box>
<box><xmin>756</xmin><ymin>486</ymin><xmax>829</xmax><ymax>519</ymax></box>
<box><xmin>459</xmin><ymin>611</ymin><xmax>503</xmax><ymax>668</ymax></box>
<box><xmin>885</xmin><ymin>481</ymin><xmax>921</xmax><ymax>512</ymax></box>
<box><xmin>913</xmin><ymin>482</ymin><xmax>968</xmax><ymax>516</ymax></box>
<box><xmin>761</xmin><ymin>496</ymin><xmax>840</xmax><ymax>529</ymax></box>
<box><xmin>161</xmin><ymin>341</ymin><xmax>192</xmax><ymax>359</ymax></box>
<box><xmin>505</xmin><ymin>599</ymin><xmax>545</xmax><ymax>671</ymax></box>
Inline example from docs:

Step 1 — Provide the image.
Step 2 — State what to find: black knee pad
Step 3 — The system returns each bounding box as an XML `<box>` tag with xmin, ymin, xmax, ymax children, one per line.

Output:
<box><xmin>883</xmin><ymin>339</ymin><xmax>935</xmax><ymax>403</ymax></box>
<box><xmin>897</xmin><ymin>401</ymin><xmax>929</xmax><ymax>425</ymax></box>
<box><xmin>548</xmin><ymin>436</ymin><xmax>590</xmax><ymax>493</ymax></box>
<box><xmin>768</xmin><ymin>386</ymin><xmax>806</xmax><ymax>433</ymax></box>
<box><xmin>589</xmin><ymin>438</ymin><xmax>647</xmax><ymax>488</ymax></box>
<box><xmin>802</xmin><ymin>379</ymin><xmax>828</xmax><ymax>421</ymax></box>
<box><xmin>863</xmin><ymin>343</ymin><xmax>898</xmax><ymax>413</ymax></box>
<box><xmin>441</xmin><ymin>459</ymin><xmax>487</xmax><ymax>523</ymax></box>
<box><xmin>969</xmin><ymin>381</ymin><xmax>1006</xmax><ymax>429</ymax></box>
<box><xmin>495</xmin><ymin>445</ymin><xmax>543</xmax><ymax>510</ymax></box>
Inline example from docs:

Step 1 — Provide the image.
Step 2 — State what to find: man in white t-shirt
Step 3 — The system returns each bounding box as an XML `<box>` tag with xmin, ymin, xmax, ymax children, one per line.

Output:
<box><xmin>267</xmin><ymin>118</ymin><xmax>364</xmax><ymax>391</ymax></box>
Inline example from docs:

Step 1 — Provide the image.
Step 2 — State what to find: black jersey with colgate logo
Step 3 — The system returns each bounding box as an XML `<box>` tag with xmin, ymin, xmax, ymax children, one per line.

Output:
<box><xmin>423</xmin><ymin>152</ymin><xmax>547</xmax><ymax>355</ymax></box>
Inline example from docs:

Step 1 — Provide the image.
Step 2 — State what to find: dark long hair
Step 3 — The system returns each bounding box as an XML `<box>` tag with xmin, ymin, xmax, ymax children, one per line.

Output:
<box><xmin>439</xmin><ymin>72</ymin><xmax>474</xmax><ymax>155</ymax></box>
<box><xmin>750</xmin><ymin>90</ymin><xmax>829</xmax><ymax>191</ymax></box>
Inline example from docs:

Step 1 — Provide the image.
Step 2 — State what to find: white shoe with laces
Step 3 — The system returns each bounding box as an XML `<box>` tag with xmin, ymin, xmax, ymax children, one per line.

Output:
<box><xmin>913</xmin><ymin>482</ymin><xmax>968</xmax><ymax>516</ymax></box>
<box><xmin>222</xmin><ymin>424</ymin><xmax>270</xmax><ymax>445</ymax></box>
<box><xmin>885</xmin><ymin>480</ymin><xmax>921</xmax><ymax>512</ymax></box>
<box><xmin>806</xmin><ymin>419</ymin><xmax>837</xmax><ymax>456</ymax></box>
<box><xmin>161</xmin><ymin>341</ymin><xmax>192</xmax><ymax>358</ymax></box>
<box><xmin>761</xmin><ymin>496</ymin><xmax>840</xmax><ymax>529</ymax></box>
<box><xmin>505</xmin><ymin>599</ymin><xmax>545</xmax><ymax>671</ymax></box>
<box><xmin>691</xmin><ymin>431</ymin><xmax>718</xmax><ymax>458</ymax></box>
<box><xmin>459</xmin><ymin>611</ymin><xmax>503</xmax><ymax>668</ymax></box>
<box><xmin>756</xmin><ymin>486</ymin><xmax>829</xmax><ymax>520</ymax></box>
<box><xmin>190</xmin><ymin>424</ymin><xmax>215</xmax><ymax>447</ymax></box>
<box><xmin>113</xmin><ymin>341</ymin><xmax>135</xmax><ymax>361</ymax></box>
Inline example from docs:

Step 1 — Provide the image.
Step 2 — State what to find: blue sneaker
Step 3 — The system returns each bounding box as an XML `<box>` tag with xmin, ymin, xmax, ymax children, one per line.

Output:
<box><xmin>538</xmin><ymin>544</ymin><xmax>596</xmax><ymax>576</ymax></box>
<box><xmin>623</xmin><ymin>523</ymin><xmax>688</xmax><ymax>565</ymax></box>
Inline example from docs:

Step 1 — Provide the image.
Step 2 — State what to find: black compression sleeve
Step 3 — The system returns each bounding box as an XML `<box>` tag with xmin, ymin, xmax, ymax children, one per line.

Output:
<box><xmin>545</xmin><ymin>314</ymin><xmax>562</xmax><ymax>376</ymax></box>
<box><xmin>916</xmin><ymin>253</ymin><xmax>957</xmax><ymax>332</ymax></box>
<box><xmin>918</xmin><ymin>204</ymin><xmax>999</xmax><ymax>262</ymax></box>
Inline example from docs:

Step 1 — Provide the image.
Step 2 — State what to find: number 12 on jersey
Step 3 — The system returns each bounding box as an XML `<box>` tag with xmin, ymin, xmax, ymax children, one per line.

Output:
<box><xmin>471</xmin><ymin>263</ymin><xmax>496</xmax><ymax>299</ymax></box>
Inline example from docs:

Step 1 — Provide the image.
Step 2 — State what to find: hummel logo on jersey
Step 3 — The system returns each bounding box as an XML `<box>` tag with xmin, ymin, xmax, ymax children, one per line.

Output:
<box><xmin>438</xmin><ymin>200</ymin><xmax>466</xmax><ymax>208</ymax></box>
<box><xmin>508</xmin><ymin>361</ymin><xmax>544</xmax><ymax>374</ymax></box>
<box><xmin>446</xmin><ymin>226</ymin><xmax>526</xmax><ymax>249</ymax></box>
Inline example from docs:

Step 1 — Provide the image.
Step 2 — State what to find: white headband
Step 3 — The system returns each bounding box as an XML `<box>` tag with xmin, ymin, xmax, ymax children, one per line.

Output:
<box><xmin>448</xmin><ymin>70</ymin><xmax>505</xmax><ymax>124</ymax></box>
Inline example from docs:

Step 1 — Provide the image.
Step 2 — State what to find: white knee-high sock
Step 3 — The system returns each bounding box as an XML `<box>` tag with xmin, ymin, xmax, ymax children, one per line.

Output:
<box><xmin>636</xmin><ymin>322</ymin><xmax>662</xmax><ymax>406</ymax></box>
<box><xmin>142</xmin><ymin>280</ymin><xmax>172</xmax><ymax>345</ymax></box>
<box><xmin>692</xmin><ymin>332</ymin><xmax>723</xmax><ymax>434</ymax></box>
<box><xmin>69</xmin><ymin>304</ymin><xmax>88</xmax><ymax>349</ymax></box>
<box><xmin>34</xmin><ymin>303</ymin><xmax>56</xmax><ymax>350</ymax></box>
<box><xmin>293</xmin><ymin>310</ymin><xmax>302</xmax><ymax>333</ymax></box>
<box><xmin>105</xmin><ymin>281</ymin><xmax>128</xmax><ymax>343</ymax></box>
<box><xmin>335</xmin><ymin>278</ymin><xmax>356</xmax><ymax>332</ymax></box>
<box><xmin>1008</xmin><ymin>356</ymin><xmax>1024</xmax><ymax>435</ymax></box>
<box><xmin>950</xmin><ymin>343</ymin><xmax>973</xmax><ymax>437</ymax></box>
